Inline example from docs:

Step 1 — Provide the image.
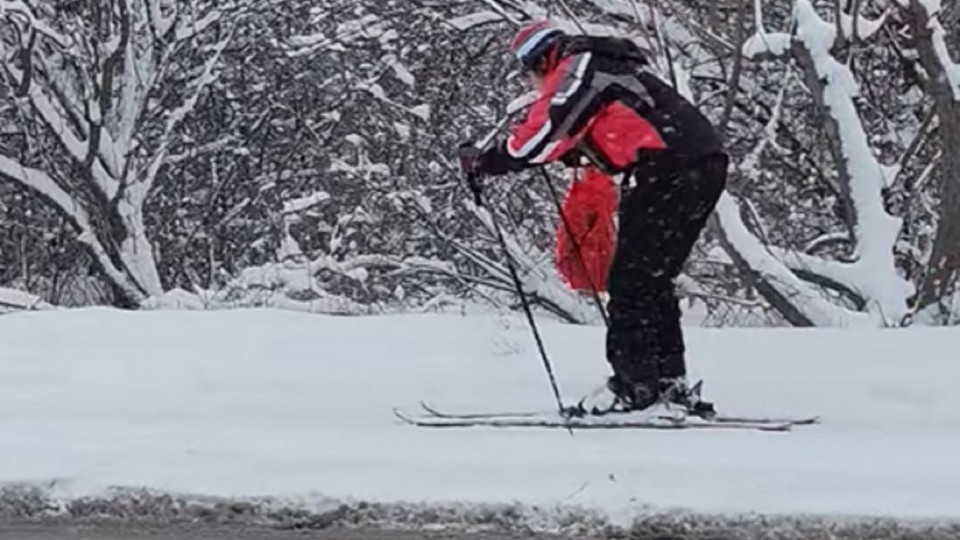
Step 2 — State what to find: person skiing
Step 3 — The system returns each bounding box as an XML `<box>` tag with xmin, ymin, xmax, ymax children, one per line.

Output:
<box><xmin>458</xmin><ymin>21</ymin><xmax>727</xmax><ymax>418</ymax></box>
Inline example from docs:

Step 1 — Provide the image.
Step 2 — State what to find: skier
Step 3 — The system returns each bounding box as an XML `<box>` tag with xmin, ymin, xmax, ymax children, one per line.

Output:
<box><xmin>458</xmin><ymin>21</ymin><xmax>727</xmax><ymax>417</ymax></box>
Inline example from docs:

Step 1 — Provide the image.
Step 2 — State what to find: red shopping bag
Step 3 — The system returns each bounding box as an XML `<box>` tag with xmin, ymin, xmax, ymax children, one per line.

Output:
<box><xmin>555</xmin><ymin>167</ymin><xmax>617</xmax><ymax>292</ymax></box>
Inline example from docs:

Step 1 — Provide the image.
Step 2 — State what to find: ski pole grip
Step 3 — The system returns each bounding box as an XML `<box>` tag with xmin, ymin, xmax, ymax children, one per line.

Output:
<box><xmin>466</xmin><ymin>172</ymin><xmax>483</xmax><ymax>206</ymax></box>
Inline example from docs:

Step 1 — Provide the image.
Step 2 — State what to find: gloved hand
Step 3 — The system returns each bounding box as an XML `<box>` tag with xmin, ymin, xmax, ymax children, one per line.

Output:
<box><xmin>458</xmin><ymin>141</ymin><xmax>482</xmax><ymax>175</ymax></box>
<box><xmin>560</xmin><ymin>149</ymin><xmax>585</xmax><ymax>168</ymax></box>
<box><xmin>458</xmin><ymin>141</ymin><xmax>485</xmax><ymax>204</ymax></box>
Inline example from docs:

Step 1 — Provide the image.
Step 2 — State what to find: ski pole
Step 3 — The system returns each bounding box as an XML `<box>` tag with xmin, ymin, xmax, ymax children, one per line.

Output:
<box><xmin>536</xmin><ymin>166</ymin><xmax>609</xmax><ymax>327</ymax></box>
<box><xmin>462</xmin><ymin>168</ymin><xmax>567</xmax><ymax>417</ymax></box>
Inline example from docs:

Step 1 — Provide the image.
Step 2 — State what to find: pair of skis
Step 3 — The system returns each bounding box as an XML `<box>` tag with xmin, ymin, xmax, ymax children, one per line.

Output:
<box><xmin>395</xmin><ymin>402</ymin><xmax>819</xmax><ymax>432</ymax></box>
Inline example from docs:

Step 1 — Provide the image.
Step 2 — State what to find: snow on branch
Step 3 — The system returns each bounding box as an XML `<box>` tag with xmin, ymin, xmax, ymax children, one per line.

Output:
<box><xmin>286</xmin><ymin>8</ymin><xmax>395</xmax><ymax>57</ymax></box>
<box><xmin>742</xmin><ymin>0</ymin><xmax>793</xmax><ymax>59</ymax></box>
<box><xmin>0</xmin><ymin>156</ymin><xmax>148</xmax><ymax>302</ymax></box>
<box><xmin>149</xmin><ymin>0</ymin><xmax>178</xmax><ymax>38</ymax></box>
<box><xmin>720</xmin><ymin>0</ymin><xmax>916</xmax><ymax>325</ymax></box>
<box><xmin>839</xmin><ymin>9</ymin><xmax>889</xmax><ymax>41</ymax></box>
<box><xmin>139</xmin><ymin>26</ymin><xmax>233</xmax><ymax>203</ymax></box>
<box><xmin>467</xmin><ymin>202</ymin><xmax>602</xmax><ymax>325</ymax></box>
<box><xmin>716</xmin><ymin>192</ymin><xmax>869</xmax><ymax>327</ymax></box>
<box><xmin>793</xmin><ymin>0</ymin><xmax>914</xmax><ymax>323</ymax></box>
<box><xmin>175</xmin><ymin>5</ymin><xmax>221</xmax><ymax>41</ymax></box>
<box><xmin>283</xmin><ymin>192</ymin><xmax>332</xmax><ymax>215</ymax></box>
<box><xmin>0</xmin><ymin>1</ymin><xmax>71</xmax><ymax>49</ymax></box>
<box><xmin>447</xmin><ymin>11</ymin><xmax>504</xmax><ymax>31</ymax></box>
<box><xmin>0</xmin><ymin>156</ymin><xmax>87</xmax><ymax>230</ymax></box>
<box><xmin>0</xmin><ymin>0</ymin><xmax>239</xmax><ymax>306</ymax></box>
<box><xmin>743</xmin><ymin>32</ymin><xmax>793</xmax><ymax>59</ymax></box>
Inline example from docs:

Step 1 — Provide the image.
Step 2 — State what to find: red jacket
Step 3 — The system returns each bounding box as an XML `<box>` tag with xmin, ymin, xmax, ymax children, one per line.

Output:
<box><xmin>477</xmin><ymin>36</ymin><xmax>721</xmax><ymax>176</ymax></box>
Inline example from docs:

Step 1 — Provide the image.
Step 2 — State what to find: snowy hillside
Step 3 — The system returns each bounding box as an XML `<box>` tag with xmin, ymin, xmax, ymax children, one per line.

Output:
<box><xmin>1</xmin><ymin>308</ymin><xmax>959</xmax><ymax>526</ymax></box>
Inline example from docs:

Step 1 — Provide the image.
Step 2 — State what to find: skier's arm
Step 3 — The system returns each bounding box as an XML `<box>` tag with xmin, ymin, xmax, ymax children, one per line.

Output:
<box><xmin>476</xmin><ymin>53</ymin><xmax>595</xmax><ymax>174</ymax></box>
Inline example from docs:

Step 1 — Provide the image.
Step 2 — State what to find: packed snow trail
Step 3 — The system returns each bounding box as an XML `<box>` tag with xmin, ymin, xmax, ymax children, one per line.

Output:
<box><xmin>1</xmin><ymin>308</ymin><xmax>959</xmax><ymax>525</ymax></box>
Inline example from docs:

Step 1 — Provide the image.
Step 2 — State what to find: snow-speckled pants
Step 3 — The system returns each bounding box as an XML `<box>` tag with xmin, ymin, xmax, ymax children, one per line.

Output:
<box><xmin>606</xmin><ymin>152</ymin><xmax>728</xmax><ymax>391</ymax></box>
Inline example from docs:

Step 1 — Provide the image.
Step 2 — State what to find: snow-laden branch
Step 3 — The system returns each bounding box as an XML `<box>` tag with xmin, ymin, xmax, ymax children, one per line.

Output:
<box><xmin>0</xmin><ymin>155</ymin><xmax>147</xmax><ymax>302</ymax></box>
<box><xmin>742</xmin><ymin>0</ymin><xmax>794</xmax><ymax>58</ymax></box>
<box><xmin>839</xmin><ymin>9</ymin><xmax>888</xmax><ymax>41</ymax></box>
<box><xmin>447</xmin><ymin>11</ymin><xmax>503</xmax><ymax>31</ymax></box>
<box><xmin>224</xmin><ymin>260</ymin><xmax>372</xmax><ymax>315</ymax></box>
<box><xmin>468</xmin><ymin>202</ymin><xmax>602</xmax><ymax>325</ymax></box>
<box><xmin>0</xmin><ymin>156</ymin><xmax>87</xmax><ymax>229</ymax></box>
<box><xmin>175</xmin><ymin>5</ymin><xmax>220</xmax><ymax>41</ymax></box>
<box><xmin>0</xmin><ymin>1</ymin><xmax>71</xmax><ymax>49</ymax></box>
<box><xmin>116</xmin><ymin>30</ymin><xmax>139</xmax><ymax>162</ymax></box>
<box><xmin>138</xmin><ymin>26</ymin><xmax>233</xmax><ymax>204</ymax></box>
<box><xmin>287</xmin><ymin>9</ymin><xmax>394</xmax><ymax>56</ymax></box>
<box><xmin>718</xmin><ymin>0</ymin><xmax>916</xmax><ymax>325</ymax></box>
<box><xmin>716</xmin><ymin>192</ymin><xmax>871</xmax><ymax>327</ymax></box>
<box><xmin>742</xmin><ymin>32</ymin><xmax>793</xmax><ymax>59</ymax></box>
<box><xmin>0</xmin><ymin>0</ymin><xmax>238</xmax><ymax>306</ymax></box>
<box><xmin>793</xmin><ymin>0</ymin><xmax>914</xmax><ymax>323</ymax></box>
<box><xmin>283</xmin><ymin>192</ymin><xmax>331</xmax><ymax>215</ymax></box>
<box><xmin>2</xmin><ymin>6</ymin><xmax>122</xmax><ymax>198</ymax></box>
<box><xmin>0</xmin><ymin>60</ymin><xmax>125</xmax><ymax>199</ymax></box>
<box><xmin>149</xmin><ymin>0</ymin><xmax>178</xmax><ymax>38</ymax></box>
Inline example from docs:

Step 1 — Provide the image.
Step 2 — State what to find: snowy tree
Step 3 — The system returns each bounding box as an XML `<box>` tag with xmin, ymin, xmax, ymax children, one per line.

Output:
<box><xmin>713</xmin><ymin>0</ymin><xmax>913</xmax><ymax>326</ymax></box>
<box><xmin>0</xmin><ymin>0</ymin><xmax>237</xmax><ymax>307</ymax></box>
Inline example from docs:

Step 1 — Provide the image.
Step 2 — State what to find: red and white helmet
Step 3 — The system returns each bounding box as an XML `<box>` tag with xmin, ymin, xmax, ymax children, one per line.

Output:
<box><xmin>509</xmin><ymin>20</ymin><xmax>565</xmax><ymax>70</ymax></box>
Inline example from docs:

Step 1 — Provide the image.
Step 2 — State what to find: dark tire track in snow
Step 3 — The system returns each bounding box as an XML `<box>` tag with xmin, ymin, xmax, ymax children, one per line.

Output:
<box><xmin>1</xmin><ymin>487</ymin><xmax>959</xmax><ymax>540</ymax></box>
<box><xmin>2</xmin><ymin>518</ymin><xmax>960</xmax><ymax>540</ymax></box>
<box><xmin>0</xmin><ymin>521</ymin><xmax>583</xmax><ymax>540</ymax></box>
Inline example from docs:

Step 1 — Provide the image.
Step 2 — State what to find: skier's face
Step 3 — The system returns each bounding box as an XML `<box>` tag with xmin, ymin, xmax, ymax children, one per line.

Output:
<box><xmin>527</xmin><ymin>70</ymin><xmax>544</xmax><ymax>89</ymax></box>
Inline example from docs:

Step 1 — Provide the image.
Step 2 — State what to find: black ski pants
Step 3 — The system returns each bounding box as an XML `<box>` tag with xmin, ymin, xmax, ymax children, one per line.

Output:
<box><xmin>605</xmin><ymin>151</ymin><xmax>728</xmax><ymax>390</ymax></box>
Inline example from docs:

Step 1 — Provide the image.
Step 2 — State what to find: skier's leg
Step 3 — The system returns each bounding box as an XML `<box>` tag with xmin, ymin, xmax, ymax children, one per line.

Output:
<box><xmin>605</xmin><ymin>153</ymin><xmax>727</xmax><ymax>407</ymax></box>
<box><xmin>605</xmin><ymin>268</ymin><xmax>663</xmax><ymax>410</ymax></box>
<box><xmin>617</xmin><ymin>164</ymin><xmax>693</xmax><ymax>387</ymax></box>
<box><xmin>653</xmin><ymin>153</ymin><xmax>728</xmax><ymax>409</ymax></box>
<box><xmin>593</xmin><ymin>153</ymin><xmax>728</xmax><ymax>414</ymax></box>
<box><xmin>603</xmin><ymin>158</ymin><xmax>684</xmax><ymax>410</ymax></box>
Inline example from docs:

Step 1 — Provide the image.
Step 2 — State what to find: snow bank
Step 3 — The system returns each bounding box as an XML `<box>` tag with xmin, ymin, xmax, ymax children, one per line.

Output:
<box><xmin>0</xmin><ymin>288</ymin><xmax>53</xmax><ymax>312</ymax></box>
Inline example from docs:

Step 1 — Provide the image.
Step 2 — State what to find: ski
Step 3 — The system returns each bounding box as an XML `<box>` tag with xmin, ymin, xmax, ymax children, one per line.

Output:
<box><xmin>395</xmin><ymin>408</ymin><xmax>795</xmax><ymax>432</ymax></box>
<box><xmin>418</xmin><ymin>401</ymin><xmax>819</xmax><ymax>427</ymax></box>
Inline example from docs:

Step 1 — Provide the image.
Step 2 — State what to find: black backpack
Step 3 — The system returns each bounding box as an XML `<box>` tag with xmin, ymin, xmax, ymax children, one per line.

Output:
<box><xmin>558</xmin><ymin>35</ymin><xmax>651</xmax><ymax>66</ymax></box>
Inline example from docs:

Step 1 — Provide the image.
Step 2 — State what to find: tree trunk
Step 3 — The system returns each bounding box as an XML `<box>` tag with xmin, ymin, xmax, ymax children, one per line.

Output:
<box><xmin>903</xmin><ymin>0</ymin><xmax>960</xmax><ymax>316</ymax></box>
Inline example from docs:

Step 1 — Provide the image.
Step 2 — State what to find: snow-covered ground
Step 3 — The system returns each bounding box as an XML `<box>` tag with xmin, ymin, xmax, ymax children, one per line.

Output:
<box><xmin>1</xmin><ymin>308</ymin><xmax>959</xmax><ymax>526</ymax></box>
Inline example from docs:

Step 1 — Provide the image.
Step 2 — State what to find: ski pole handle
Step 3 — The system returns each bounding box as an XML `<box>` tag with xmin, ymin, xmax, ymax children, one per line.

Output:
<box><xmin>466</xmin><ymin>172</ymin><xmax>483</xmax><ymax>206</ymax></box>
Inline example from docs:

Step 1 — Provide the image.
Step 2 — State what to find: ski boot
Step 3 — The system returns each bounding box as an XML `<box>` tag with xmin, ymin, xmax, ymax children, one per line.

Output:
<box><xmin>563</xmin><ymin>375</ymin><xmax>659</xmax><ymax>418</ymax></box>
<box><xmin>660</xmin><ymin>377</ymin><xmax>716</xmax><ymax>418</ymax></box>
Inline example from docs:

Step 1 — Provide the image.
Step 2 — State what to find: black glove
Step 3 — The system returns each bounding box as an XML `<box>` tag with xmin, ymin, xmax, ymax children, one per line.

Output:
<box><xmin>560</xmin><ymin>149</ymin><xmax>585</xmax><ymax>167</ymax></box>
<box><xmin>458</xmin><ymin>142</ymin><xmax>482</xmax><ymax>173</ymax></box>
<box><xmin>458</xmin><ymin>141</ymin><xmax>485</xmax><ymax>204</ymax></box>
